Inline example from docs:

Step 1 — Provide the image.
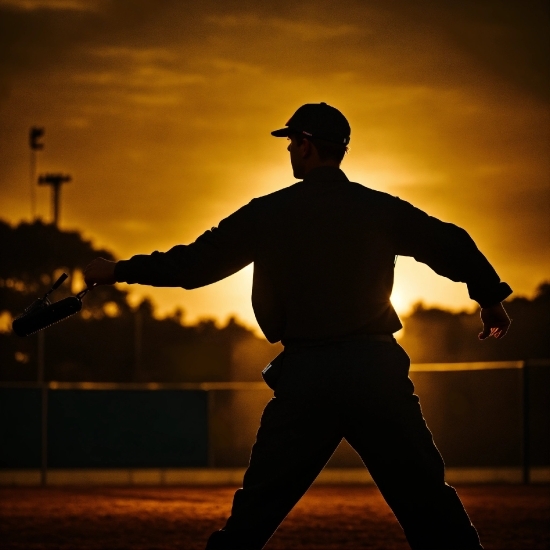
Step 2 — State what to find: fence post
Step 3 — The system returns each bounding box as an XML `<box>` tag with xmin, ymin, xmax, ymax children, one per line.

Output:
<box><xmin>520</xmin><ymin>361</ymin><xmax>530</xmax><ymax>485</ymax></box>
<box><xmin>207</xmin><ymin>390</ymin><xmax>216</xmax><ymax>468</ymax></box>
<box><xmin>41</xmin><ymin>384</ymin><xmax>48</xmax><ymax>486</ymax></box>
<box><xmin>37</xmin><ymin>331</ymin><xmax>48</xmax><ymax>486</ymax></box>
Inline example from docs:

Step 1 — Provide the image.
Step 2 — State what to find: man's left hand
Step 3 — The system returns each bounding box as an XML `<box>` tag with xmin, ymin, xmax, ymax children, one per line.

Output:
<box><xmin>478</xmin><ymin>302</ymin><xmax>511</xmax><ymax>340</ymax></box>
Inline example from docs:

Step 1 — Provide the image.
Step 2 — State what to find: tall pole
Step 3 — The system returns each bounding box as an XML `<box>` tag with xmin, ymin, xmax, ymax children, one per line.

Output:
<box><xmin>52</xmin><ymin>182</ymin><xmax>61</xmax><ymax>225</ymax></box>
<box><xmin>134</xmin><ymin>307</ymin><xmax>143</xmax><ymax>381</ymax></box>
<box><xmin>521</xmin><ymin>361</ymin><xmax>530</xmax><ymax>484</ymax></box>
<box><xmin>38</xmin><ymin>330</ymin><xmax>47</xmax><ymax>486</ymax></box>
<box><xmin>29</xmin><ymin>127</ymin><xmax>48</xmax><ymax>484</ymax></box>
<box><xmin>29</xmin><ymin>127</ymin><xmax>44</xmax><ymax>220</ymax></box>
<box><xmin>38</xmin><ymin>173</ymin><xmax>71</xmax><ymax>227</ymax></box>
<box><xmin>30</xmin><ymin>151</ymin><xmax>36</xmax><ymax>220</ymax></box>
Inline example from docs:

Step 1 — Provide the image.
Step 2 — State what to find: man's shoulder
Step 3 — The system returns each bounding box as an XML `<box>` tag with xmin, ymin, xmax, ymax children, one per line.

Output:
<box><xmin>247</xmin><ymin>181</ymin><xmax>306</xmax><ymax>212</ymax></box>
<box><xmin>340</xmin><ymin>179</ymin><xmax>409</xmax><ymax>215</ymax></box>
<box><xmin>253</xmin><ymin>181</ymin><xmax>303</xmax><ymax>200</ymax></box>
<box><xmin>250</xmin><ymin>178</ymin><xmax>400</xmax><ymax>205</ymax></box>
<box><xmin>347</xmin><ymin>180</ymin><xmax>398</xmax><ymax>201</ymax></box>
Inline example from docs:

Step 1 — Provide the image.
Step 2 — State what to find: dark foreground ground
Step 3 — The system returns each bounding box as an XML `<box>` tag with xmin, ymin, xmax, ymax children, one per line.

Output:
<box><xmin>0</xmin><ymin>485</ymin><xmax>548</xmax><ymax>550</ymax></box>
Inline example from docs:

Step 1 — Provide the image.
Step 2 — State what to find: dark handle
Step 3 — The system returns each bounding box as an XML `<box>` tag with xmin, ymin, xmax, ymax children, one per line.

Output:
<box><xmin>51</xmin><ymin>272</ymin><xmax>68</xmax><ymax>290</ymax></box>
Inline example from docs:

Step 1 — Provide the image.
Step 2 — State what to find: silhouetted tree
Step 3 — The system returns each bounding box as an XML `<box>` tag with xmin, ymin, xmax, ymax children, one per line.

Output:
<box><xmin>400</xmin><ymin>282</ymin><xmax>550</xmax><ymax>363</ymax></box>
<box><xmin>0</xmin><ymin>219</ymin><xmax>280</xmax><ymax>383</ymax></box>
<box><xmin>0</xmin><ymin>219</ymin><xmax>131</xmax><ymax>317</ymax></box>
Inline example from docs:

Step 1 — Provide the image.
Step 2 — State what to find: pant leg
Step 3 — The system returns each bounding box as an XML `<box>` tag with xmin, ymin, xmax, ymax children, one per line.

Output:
<box><xmin>341</xmin><ymin>341</ymin><xmax>483</xmax><ymax>550</ymax></box>
<box><xmin>207</xmin><ymin>350</ymin><xmax>343</xmax><ymax>549</ymax></box>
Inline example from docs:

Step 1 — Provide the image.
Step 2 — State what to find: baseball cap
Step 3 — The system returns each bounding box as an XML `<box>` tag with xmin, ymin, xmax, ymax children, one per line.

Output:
<box><xmin>271</xmin><ymin>102</ymin><xmax>351</xmax><ymax>145</ymax></box>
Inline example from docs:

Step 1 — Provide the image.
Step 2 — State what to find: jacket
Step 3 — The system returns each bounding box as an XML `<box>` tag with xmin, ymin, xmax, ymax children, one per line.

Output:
<box><xmin>114</xmin><ymin>166</ymin><xmax>512</xmax><ymax>344</ymax></box>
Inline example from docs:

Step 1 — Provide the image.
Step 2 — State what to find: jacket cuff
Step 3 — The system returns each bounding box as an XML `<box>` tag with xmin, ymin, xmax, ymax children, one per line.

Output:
<box><xmin>469</xmin><ymin>281</ymin><xmax>513</xmax><ymax>308</ymax></box>
<box><xmin>114</xmin><ymin>260</ymin><xmax>131</xmax><ymax>283</ymax></box>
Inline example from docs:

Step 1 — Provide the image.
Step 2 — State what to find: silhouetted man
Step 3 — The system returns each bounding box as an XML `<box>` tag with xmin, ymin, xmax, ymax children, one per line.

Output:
<box><xmin>85</xmin><ymin>102</ymin><xmax>512</xmax><ymax>550</ymax></box>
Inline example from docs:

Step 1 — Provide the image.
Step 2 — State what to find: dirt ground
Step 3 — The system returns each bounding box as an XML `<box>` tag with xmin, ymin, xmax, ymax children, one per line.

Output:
<box><xmin>0</xmin><ymin>485</ymin><xmax>548</xmax><ymax>550</ymax></box>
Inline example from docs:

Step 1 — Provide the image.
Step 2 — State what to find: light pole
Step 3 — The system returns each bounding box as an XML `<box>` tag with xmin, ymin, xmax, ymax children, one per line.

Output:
<box><xmin>38</xmin><ymin>173</ymin><xmax>71</xmax><ymax>227</ymax></box>
<box><xmin>29</xmin><ymin>127</ymin><xmax>44</xmax><ymax>220</ymax></box>
<box><xmin>28</xmin><ymin>127</ymin><xmax>49</xmax><ymax>484</ymax></box>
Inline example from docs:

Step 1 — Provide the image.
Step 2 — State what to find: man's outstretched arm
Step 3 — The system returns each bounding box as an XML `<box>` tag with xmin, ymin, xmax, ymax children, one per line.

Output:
<box><xmin>393</xmin><ymin>198</ymin><xmax>513</xmax><ymax>340</ymax></box>
<box><xmin>84</xmin><ymin>201</ymin><xmax>256</xmax><ymax>290</ymax></box>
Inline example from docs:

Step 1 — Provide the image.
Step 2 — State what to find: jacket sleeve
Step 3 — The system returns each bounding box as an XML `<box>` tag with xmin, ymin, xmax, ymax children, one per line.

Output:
<box><xmin>393</xmin><ymin>198</ymin><xmax>512</xmax><ymax>307</ymax></box>
<box><xmin>114</xmin><ymin>202</ymin><xmax>256</xmax><ymax>289</ymax></box>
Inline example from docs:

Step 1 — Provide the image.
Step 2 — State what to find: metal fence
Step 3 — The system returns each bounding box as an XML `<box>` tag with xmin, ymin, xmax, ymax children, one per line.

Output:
<box><xmin>1</xmin><ymin>360</ymin><xmax>548</xmax><ymax>485</ymax></box>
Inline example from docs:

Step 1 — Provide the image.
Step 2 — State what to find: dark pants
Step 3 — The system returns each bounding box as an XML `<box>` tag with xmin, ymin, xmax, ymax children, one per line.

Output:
<box><xmin>206</xmin><ymin>339</ymin><xmax>483</xmax><ymax>550</ymax></box>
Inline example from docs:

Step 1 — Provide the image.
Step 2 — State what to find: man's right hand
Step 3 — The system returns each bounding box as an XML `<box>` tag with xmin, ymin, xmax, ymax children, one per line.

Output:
<box><xmin>478</xmin><ymin>302</ymin><xmax>511</xmax><ymax>340</ymax></box>
<box><xmin>84</xmin><ymin>258</ymin><xmax>117</xmax><ymax>288</ymax></box>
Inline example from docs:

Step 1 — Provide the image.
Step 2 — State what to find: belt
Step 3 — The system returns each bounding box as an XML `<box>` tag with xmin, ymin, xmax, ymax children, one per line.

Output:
<box><xmin>284</xmin><ymin>333</ymin><xmax>394</xmax><ymax>350</ymax></box>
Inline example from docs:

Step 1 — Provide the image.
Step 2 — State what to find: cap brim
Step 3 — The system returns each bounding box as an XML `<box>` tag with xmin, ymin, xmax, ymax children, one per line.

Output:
<box><xmin>271</xmin><ymin>127</ymin><xmax>292</xmax><ymax>137</ymax></box>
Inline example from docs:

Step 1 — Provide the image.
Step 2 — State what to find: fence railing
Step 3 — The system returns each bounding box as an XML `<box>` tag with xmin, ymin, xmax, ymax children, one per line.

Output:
<box><xmin>1</xmin><ymin>359</ymin><xmax>548</xmax><ymax>485</ymax></box>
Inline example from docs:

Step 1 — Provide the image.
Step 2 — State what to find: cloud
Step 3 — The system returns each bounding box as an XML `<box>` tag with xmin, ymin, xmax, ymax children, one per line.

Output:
<box><xmin>401</xmin><ymin>0</ymin><xmax>550</xmax><ymax>101</ymax></box>
<box><xmin>65</xmin><ymin>45</ymin><xmax>207</xmax><ymax>108</ymax></box>
<box><xmin>63</xmin><ymin>116</ymin><xmax>90</xmax><ymax>128</ymax></box>
<box><xmin>124</xmin><ymin>92</ymin><xmax>182</xmax><ymax>106</ymax></box>
<box><xmin>205</xmin><ymin>13</ymin><xmax>361</xmax><ymax>41</ymax></box>
<box><xmin>208</xmin><ymin>58</ymin><xmax>263</xmax><ymax>76</ymax></box>
<box><xmin>90</xmin><ymin>46</ymin><xmax>179</xmax><ymax>63</ymax></box>
<box><xmin>72</xmin><ymin>67</ymin><xmax>206</xmax><ymax>89</ymax></box>
<box><xmin>0</xmin><ymin>0</ymin><xmax>101</xmax><ymax>11</ymax></box>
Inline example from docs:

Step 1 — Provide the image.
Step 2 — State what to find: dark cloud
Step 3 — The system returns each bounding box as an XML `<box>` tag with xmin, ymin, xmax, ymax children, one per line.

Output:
<box><xmin>432</xmin><ymin>0</ymin><xmax>549</xmax><ymax>102</ymax></box>
<box><xmin>2</xmin><ymin>0</ymin><xmax>547</xmax><ymax>98</ymax></box>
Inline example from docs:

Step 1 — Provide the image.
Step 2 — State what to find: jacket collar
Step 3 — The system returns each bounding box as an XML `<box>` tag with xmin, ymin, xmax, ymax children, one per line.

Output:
<box><xmin>301</xmin><ymin>166</ymin><xmax>349</xmax><ymax>185</ymax></box>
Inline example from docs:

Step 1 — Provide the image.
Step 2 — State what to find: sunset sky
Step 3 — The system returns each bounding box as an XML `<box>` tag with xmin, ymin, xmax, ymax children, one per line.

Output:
<box><xmin>1</xmin><ymin>0</ymin><xmax>548</xmax><ymax>333</ymax></box>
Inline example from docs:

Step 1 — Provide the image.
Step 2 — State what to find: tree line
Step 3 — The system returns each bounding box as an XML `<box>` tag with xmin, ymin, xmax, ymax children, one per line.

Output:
<box><xmin>0</xmin><ymin>219</ymin><xmax>280</xmax><ymax>383</ymax></box>
<box><xmin>399</xmin><ymin>283</ymin><xmax>549</xmax><ymax>363</ymax></box>
<box><xmin>0</xmin><ymin>220</ymin><xmax>547</xmax><ymax>382</ymax></box>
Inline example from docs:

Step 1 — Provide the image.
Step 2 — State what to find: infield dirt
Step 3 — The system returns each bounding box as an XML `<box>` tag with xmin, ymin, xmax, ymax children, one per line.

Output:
<box><xmin>0</xmin><ymin>485</ymin><xmax>548</xmax><ymax>549</ymax></box>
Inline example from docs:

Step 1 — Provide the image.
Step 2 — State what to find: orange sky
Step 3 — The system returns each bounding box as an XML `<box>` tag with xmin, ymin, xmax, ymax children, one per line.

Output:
<box><xmin>0</xmin><ymin>0</ymin><xmax>548</xmax><ymax>333</ymax></box>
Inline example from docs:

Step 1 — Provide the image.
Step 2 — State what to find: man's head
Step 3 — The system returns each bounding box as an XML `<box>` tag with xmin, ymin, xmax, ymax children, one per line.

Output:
<box><xmin>271</xmin><ymin>102</ymin><xmax>350</xmax><ymax>179</ymax></box>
